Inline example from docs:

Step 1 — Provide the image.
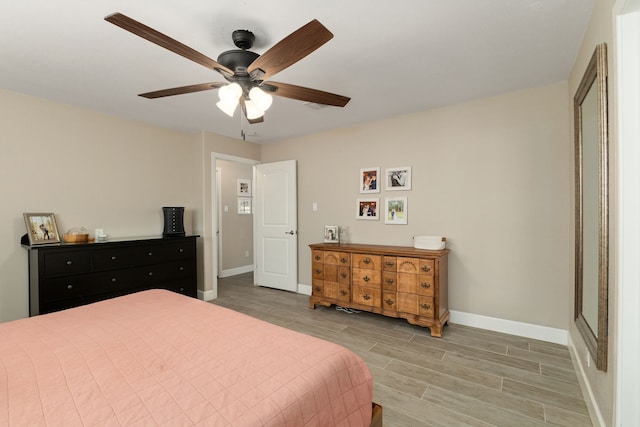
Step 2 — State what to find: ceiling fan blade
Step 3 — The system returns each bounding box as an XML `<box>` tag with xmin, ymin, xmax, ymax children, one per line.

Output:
<box><xmin>263</xmin><ymin>81</ymin><xmax>350</xmax><ymax>107</ymax></box>
<box><xmin>240</xmin><ymin>99</ymin><xmax>265</xmax><ymax>124</ymax></box>
<box><xmin>105</xmin><ymin>12</ymin><xmax>234</xmax><ymax>77</ymax></box>
<box><xmin>139</xmin><ymin>82</ymin><xmax>226</xmax><ymax>99</ymax></box>
<box><xmin>248</xmin><ymin>19</ymin><xmax>333</xmax><ymax>81</ymax></box>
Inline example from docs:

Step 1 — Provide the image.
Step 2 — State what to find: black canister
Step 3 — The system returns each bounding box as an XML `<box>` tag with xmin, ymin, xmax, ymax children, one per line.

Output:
<box><xmin>162</xmin><ymin>207</ymin><xmax>185</xmax><ymax>237</ymax></box>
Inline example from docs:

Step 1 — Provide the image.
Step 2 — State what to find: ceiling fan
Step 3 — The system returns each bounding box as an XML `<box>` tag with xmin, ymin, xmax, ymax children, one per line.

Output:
<box><xmin>104</xmin><ymin>12</ymin><xmax>350</xmax><ymax>124</ymax></box>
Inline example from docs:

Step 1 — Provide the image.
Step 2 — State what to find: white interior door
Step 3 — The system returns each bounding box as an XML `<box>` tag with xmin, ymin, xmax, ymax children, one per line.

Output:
<box><xmin>254</xmin><ymin>160</ymin><xmax>297</xmax><ymax>292</ymax></box>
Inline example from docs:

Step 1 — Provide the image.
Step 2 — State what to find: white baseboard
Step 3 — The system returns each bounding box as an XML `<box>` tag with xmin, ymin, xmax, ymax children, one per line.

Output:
<box><xmin>449</xmin><ymin>310</ymin><xmax>568</xmax><ymax>345</ymax></box>
<box><xmin>567</xmin><ymin>335</ymin><xmax>605</xmax><ymax>427</ymax></box>
<box><xmin>219</xmin><ymin>265</ymin><xmax>254</xmax><ymax>278</ymax></box>
<box><xmin>298</xmin><ymin>284</ymin><xmax>312</xmax><ymax>296</ymax></box>
<box><xmin>199</xmin><ymin>289</ymin><xmax>215</xmax><ymax>301</ymax></box>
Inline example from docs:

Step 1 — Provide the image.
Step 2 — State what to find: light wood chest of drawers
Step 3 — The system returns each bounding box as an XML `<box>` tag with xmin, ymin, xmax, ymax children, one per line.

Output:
<box><xmin>310</xmin><ymin>243</ymin><xmax>449</xmax><ymax>337</ymax></box>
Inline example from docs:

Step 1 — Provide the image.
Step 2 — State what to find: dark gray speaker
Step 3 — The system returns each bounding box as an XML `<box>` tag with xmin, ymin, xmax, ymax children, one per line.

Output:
<box><xmin>162</xmin><ymin>207</ymin><xmax>185</xmax><ymax>237</ymax></box>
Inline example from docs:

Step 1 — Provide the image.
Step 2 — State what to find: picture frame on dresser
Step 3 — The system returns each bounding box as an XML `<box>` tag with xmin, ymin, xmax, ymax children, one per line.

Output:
<box><xmin>23</xmin><ymin>212</ymin><xmax>61</xmax><ymax>245</ymax></box>
<box><xmin>324</xmin><ymin>225</ymin><xmax>339</xmax><ymax>243</ymax></box>
<box><xmin>385</xmin><ymin>197</ymin><xmax>408</xmax><ymax>224</ymax></box>
<box><xmin>356</xmin><ymin>198</ymin><xmax>380</xmax><ymax>220</ymax></box>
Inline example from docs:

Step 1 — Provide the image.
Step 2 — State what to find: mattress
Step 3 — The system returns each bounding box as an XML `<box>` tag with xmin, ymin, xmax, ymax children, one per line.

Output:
<box><xmin>0</xmin><ymin>289</ymin><xmax>373</xmax><ymax>426</ymax></box>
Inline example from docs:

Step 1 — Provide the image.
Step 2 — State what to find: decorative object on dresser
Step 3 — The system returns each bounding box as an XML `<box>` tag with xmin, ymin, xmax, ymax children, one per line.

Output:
<box><xmin>324</xmin><ymin>225</ymin><xmax>339</xmax><ymax>243</ymax></box>
<box><xmin>162</xmin><ymin>206</ymin><xmax>186</xmax><ymax>237</ymax></box>
<box><xmin>23</xmin><ymin>212</ymin><xmax>61</xmax><ymax>245</ymax></box>
<box><xmin>310</xmin><ymin>242</ymin><xmax>449</xmax><ymax>337</ymax></box>
<box><xmin>21</xmin><ymin>235</ymin><xmax>199</xmax><ymax>315</ymax></box>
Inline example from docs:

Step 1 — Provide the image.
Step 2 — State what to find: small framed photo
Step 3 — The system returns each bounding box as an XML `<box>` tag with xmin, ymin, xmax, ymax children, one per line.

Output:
<box><xmin>324</xmin><ymin>225</ymin><xmax>339</xmax><ymax>243</ymax></box>
<box><xmin>23</xmin><ymin>212</ymin><xmax>61</xmax><ymax>245</ymax></box>
<box><xmin>356</xmin><ymin>198</ymin><xmax>380</xmax><ymax>220</ymax></box>
<box><xmin>237</xmin><ymin>179</ymin><xmax>252</xmax><ymax>196</ymax></box>
<box><xmin>360</xmin><ymin>167</ymin><xmax>380</xmax><ymax>193</ymax></box>
<box><xmin>385</xmin><ymin>197</ymin><xmax>408</xmax><ymax>224</ymax></box>
<box><xmin>237</xmin><ymin>197</ymin><xmax>252</xmax><ymax>214</ymax></box>
<box><xmin>385</xmin><ymin>166</ymin><xmax>412</xmax><ymax>191</ymax></box>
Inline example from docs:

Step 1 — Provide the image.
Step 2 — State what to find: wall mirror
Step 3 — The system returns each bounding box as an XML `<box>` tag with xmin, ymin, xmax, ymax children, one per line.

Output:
<box><xmin>574</xmin><ymin>43</ymin><xmax>608</xmax><ymax>371</ymax></box>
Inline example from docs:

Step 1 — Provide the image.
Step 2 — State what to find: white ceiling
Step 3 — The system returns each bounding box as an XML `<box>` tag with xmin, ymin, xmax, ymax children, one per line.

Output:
<box><xmin>0</xmin><ymin>0</ymin><xmax>595</xmax><ymax>143</ymax></box>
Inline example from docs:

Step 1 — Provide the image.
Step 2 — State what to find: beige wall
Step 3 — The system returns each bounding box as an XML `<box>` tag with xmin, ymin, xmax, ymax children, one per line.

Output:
<box><xmin>0</xmin><ymin>89</ymin><xmax>198</xmax><ymax>322</ymax></box>
<box><xmin>262</xmin><ymin>81</ymin><xmax>572</xmax><ymax>329</ymax></box>
<box><xmin>567</xmin><ymin>0</ymin><xmax>616</xmax><ymax>424</ymax></box>
<box><xmin>218</xmin><ymin>159</ymin><xmax>253</xmax><ymax>272</ymax></box>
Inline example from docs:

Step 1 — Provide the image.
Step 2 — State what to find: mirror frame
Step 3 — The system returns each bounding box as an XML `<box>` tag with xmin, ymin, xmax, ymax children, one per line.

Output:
<box><xmin>573</xmin><ymin>43</ymin><xmax>609</xmax><ymax>371</ymax></box>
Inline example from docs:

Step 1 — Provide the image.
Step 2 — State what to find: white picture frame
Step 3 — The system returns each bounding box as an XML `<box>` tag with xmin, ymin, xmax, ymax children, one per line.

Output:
<box><xmin>385</xmin><ymin>166</ymin><xmax>412</xmax><ymax>191</ymax></box>
<box><xmin>324</xmin><ymin>225</ymin><xmax>339</xmax><ymax>243</ymax></box>
<box><xmin>356</xmin><ymin>198</ymin><xmax>380</xmax><ymax>220</ymax></box>
<box><xmin>385</xmin><ymin>197</ymin><xmax>407</xmax><ymax>224</ymax></box>
<box><xmin>237</xmin><ymin>178</ymin><xmax>252</xmax><ymax>196</ymax></box>
<box><xmin>237</xmin><ymin>197</ymin><xmax>251</xmax><ymax>214</ymax></box>
<box><xmin>359</xmin><ymin>167</ymin><xmax>380</xmax><ymax>193</ymax></box>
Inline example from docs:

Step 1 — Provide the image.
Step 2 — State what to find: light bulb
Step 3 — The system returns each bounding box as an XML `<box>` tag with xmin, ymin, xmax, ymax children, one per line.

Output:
<box><xmin>216</xmin><ymin>99</ymin><xmax>237</xmax><ymax>117</ymax></box>
<box><xmin>249</xmin><ymin>87</ymin><xmax>273</xmax><ymax>111</ymax></box>
<box><xmin>219</xmin><ymin>82</ymin><xmax>242</xmax><ymax>102</ymax></box>
<box><xmin>244</xmin><ymin>99</ymin><xmax>264</xmax><ymax>120</ymax></box>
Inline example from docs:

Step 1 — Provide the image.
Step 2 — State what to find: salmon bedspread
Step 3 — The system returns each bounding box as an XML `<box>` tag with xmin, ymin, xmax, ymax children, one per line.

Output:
<box><xmin>0</xmin><ymin>290</ymin><xmax>373</xmax><ymax>426</ymax></box>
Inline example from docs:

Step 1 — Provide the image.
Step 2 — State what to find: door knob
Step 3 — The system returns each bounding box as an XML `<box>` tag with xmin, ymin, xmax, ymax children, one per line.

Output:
<box><xmin>285</xmin><ymin>230</ymin><xmax>296</xmax><ymax>235</ymax></box>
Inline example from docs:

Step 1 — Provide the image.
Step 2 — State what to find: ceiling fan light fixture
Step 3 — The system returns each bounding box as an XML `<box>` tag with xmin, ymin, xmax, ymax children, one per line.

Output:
<box><xmin>216</xmin><ymin>99</ymin><xmax>238</xmax><ymax>117</ymax></box>
<box><xmin>249</xmin><ymin>87</ymin><xmax>273</xmax><ymax>112</ymax></box>
<box><xmin>218</xmin><ymin>82</ymin><xmax>242</xmax><ymax>102</ymax></box>
<box><xmin>244</xmin><ymin>99</ymin><xmax>265</xmax><ymax>120</ymax></box>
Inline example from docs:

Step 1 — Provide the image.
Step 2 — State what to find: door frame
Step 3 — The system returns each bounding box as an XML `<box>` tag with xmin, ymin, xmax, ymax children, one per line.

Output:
<box><xmin>210</xmin><ymin>153</ymin><xmax>260</xmax><ymax>296</ymax></box>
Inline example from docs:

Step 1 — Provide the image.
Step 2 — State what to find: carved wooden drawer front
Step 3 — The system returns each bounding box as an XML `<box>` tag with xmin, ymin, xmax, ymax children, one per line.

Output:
<box><xmin>309</xmin><ymin>243</ymin><xmax>449</xmax><ymax>337</ymax></box>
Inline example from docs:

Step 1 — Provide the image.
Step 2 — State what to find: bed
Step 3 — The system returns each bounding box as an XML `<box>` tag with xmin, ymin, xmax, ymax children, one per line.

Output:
<box><xmin>0</xmin><ymin>289</ymin><xmax>380</xmax><ymax>426</ymax></box>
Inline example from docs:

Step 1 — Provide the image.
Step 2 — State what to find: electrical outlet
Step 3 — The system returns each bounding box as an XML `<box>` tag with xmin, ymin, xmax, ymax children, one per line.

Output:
<box><xmin>245</xmin><ymin>250</ymin><xmax>249</xmax><ymax>257</ymax></box>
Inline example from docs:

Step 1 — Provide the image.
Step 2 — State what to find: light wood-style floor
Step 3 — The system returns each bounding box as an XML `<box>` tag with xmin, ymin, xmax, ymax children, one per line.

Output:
<box><xmin>211</xmin><ymin>273</ymin><xmax>592</xmax><ymax>427</ymax></box>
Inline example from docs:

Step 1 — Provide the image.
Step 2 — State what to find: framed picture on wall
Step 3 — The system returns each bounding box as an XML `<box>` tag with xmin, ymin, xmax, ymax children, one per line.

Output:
<box><xmin>237</xmin><ymin>197</ymin><xmax>252</xmax><ymax>214</ymax></box>
<box><xmin>385</xmin><ymin>166</ymin><xmax>412</xmax><ymax>191</ymax></box>
<box><xmin>23</xmin><ymin>212</ymin><xmax>61</xmax><ymax>245</ymax></box>
<box><xmin>384</xmin><ymin>197</ymin><xmax>407</xmax><ymax>224</ymax></box>
<box><xmin>237</xmin><ymin>178</ymin><xmax>252</xmax><ymax>196</ymax></box>
<box><xmin>356</xmin><ymin>198</ymin><xmax>380</xmax><ymax>220</ymax></box>
<box><xmin>359</xmin><ymin>167</ymin><xmax>380</xmax><ymax>193</ymax></box>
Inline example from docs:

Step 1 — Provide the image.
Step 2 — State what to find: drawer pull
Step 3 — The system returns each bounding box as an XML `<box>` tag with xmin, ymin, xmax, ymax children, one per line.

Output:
<box><xmin>363</xmin><ymin>258</ymin><xmax>371</xmax><ymax>264</ymax></box>
<box><xmin>385</xmin><ymin>261</ymin><xmax>394</xmax><ymax>267</ymax></box>
<box><xmin>421</xmin><ymin>282</ymin><xmax>431</xmax><ymax>289</ymax></box>
<box><xmin>67</xmin><ymin>284</ymin><xmax>73</xmax><ymax>290</ymax></box>
<box><xmin>111</xmin><ymin>256</ymin><xmax>117</xmax><ymax>260</ymax></box>
<box><xmin>340</xmin><ymin>289</ymin><xmax>348</xmax><ymax>296</ymax></box>
<box><xmin>315</xmin><ymin>255</ymin><xmax>321</xmax><ymax>261</ymax></box>
<box><xmin>179</xmin><ymin>266</ymin><xmax>184</xmax><ymax>271</ymax></box>
<box><xmin>314</xmin><ymin>269</ymin><xmax>322</xmax><ymax>274</ymax></box>
<box><xmin>66</xmin><ymin>260</ymin><xmax>73</xmax><ymax>265</ymax></box>
<box><xmin>363</xmin><ymin>276</ymin><xmax>370</xmax><ymax>282</ymax></box>
<box><xmin>111</xmin><ymin>278</ymin><xmax>117</xmax><ymax>282</ymax></box>
<box><xmin>179</xmin><ymin>287</ymin><xmax>185</xmax><ymax>292</ymax></box>
<box><xmin>179</xmin><ymin>248</ymin><xmax>184</xmax><ymax>253</ymax></box>
<box><xmin>421</xmin><ymin>303</ymin><xmax>431</xmax><ymax>310</ymax></box>
<box><xmin>386</xmin><ymin>278</ymin><xmax>395</xmax><ymax>284</ymax></box>
<box><xmin>148</xmin><ymin>272</ymin><xmax>153</xmax><ymax>276</ymax></box>
<box><xmin>363</xmin><ymin>294</ymin><xmax>371</xmax><ymax>300</ymax></box>
<box><xmin>421</xmin><ymin>266</ymin><xmax>431</xmax><ymax>272</ymax></box>
<box><xmin>340</xmin><ymin>257</ymin><xmax>348</xmax><ymax>264</ymax></box>
<box><xmin>148</xmin><ymin>252</ymin><xmax>153</xmax><ymax>256</ymax></box>
<box><xmin>315</xmin><ymin>286</ymin><xmax>322</xmax><ymax>292</ymax></box>
<box><xmin>340</xmin><ymin>272</ymin><xmax>347</xmax><ymax>278</ymax></box>
<box><xmin>385</xmin><ymin>298</ymin><xmax>394</xmax><ymax>306</ymax></box>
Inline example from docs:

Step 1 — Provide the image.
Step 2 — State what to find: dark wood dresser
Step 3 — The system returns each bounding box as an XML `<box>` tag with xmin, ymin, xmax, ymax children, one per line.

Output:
<box><xmin>23</xmin><ymin>235</ymin><xmax>198</xmax><ymax>315</ymax></box>
<box><xmin>309</xmin><ymin>243</ymin><xmax>449</xmax><ymax>337</ymax></box>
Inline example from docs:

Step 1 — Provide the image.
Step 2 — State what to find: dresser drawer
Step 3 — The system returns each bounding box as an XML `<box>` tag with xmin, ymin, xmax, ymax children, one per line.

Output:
<box><xmin>132</xmin><ymin>241</ymin><xmax>195</xmax><ymax>265</ymax></box>
<box><xmin>397</xmin><ymin>257</ymin><xmax>420</xmax><ymax>274</ymax></box>
<box><xmin>352</xmin><ymin>254</ymin><xmax>381</xmax><ymax>270</ymax></box>
<box><xmin>92</xmin><ymin>247</ymin><xmax>132</xmax><ymax>271</ymax></box>
<box><xmin>417</xmin><ymin>275</ymin><xmax>434</xmax><ymax>296</ymax></box>
<box><xmin>312</xmin><ymin>250</ymin><xmax>324</xmax><ymax>263</ymax></box>
<box><xmin>382</xmin><ymin>272</ymin><xmax>397</xmax><ymax>291</ymax></box>
<box><xmin>382</xmin><ymin>292</ymin><xmax>397</xmax><ymax>310</ymax></box>
<box><xmin>312</xmin><ymin>262</ymin><xmax>323</xmax><ymax>280</ymax></box>
<box><xmin>43</xmin><ymin>251</ymin><xmax>91</xmax><ymax>277</ymax></box>
<box><xmin>382</xmin><ymin>256</ymin><xmax>397</xmax><ymax>271</ymax></box>
<box><xmin>323</xmin><ymin>251</ymin><xmax>351</xmax><ymax>266</ymax></box>
<box><xmin>42</xmin><ymin>270</ymin><xmax>134</xmax><ymax>301</ymax></box>
<box><xmin>312</xmin><ymin>279</ymin><xmax>324</xmax><ymax>296</ymax></box>
<box><xmin>419</xmin><ymin>259</ymin><xmax>435</xmax><ymax>276</ymax></box>
<box><xmin>352</xmin><ymin>285</ymin><xmax>381</xmax><ymax>307</ymax></box>
<box><xmin>132</xmin><ymin>260</ymin><xmax>194</xmax><ymax>286</ymax></box>
<box><xmin>396</xmin><ymin>293</ymin><xmax>435</xmax><ymax>318</ymax></box>
<box><xmin>323</xmin><ymin>282</ymin><xmax>350</xmax><ymax>303</ymax></box>
<box><xmin>352</xmin><ymin>268</ymin><xmax>381</xmax><ymax>287</ymax></box>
